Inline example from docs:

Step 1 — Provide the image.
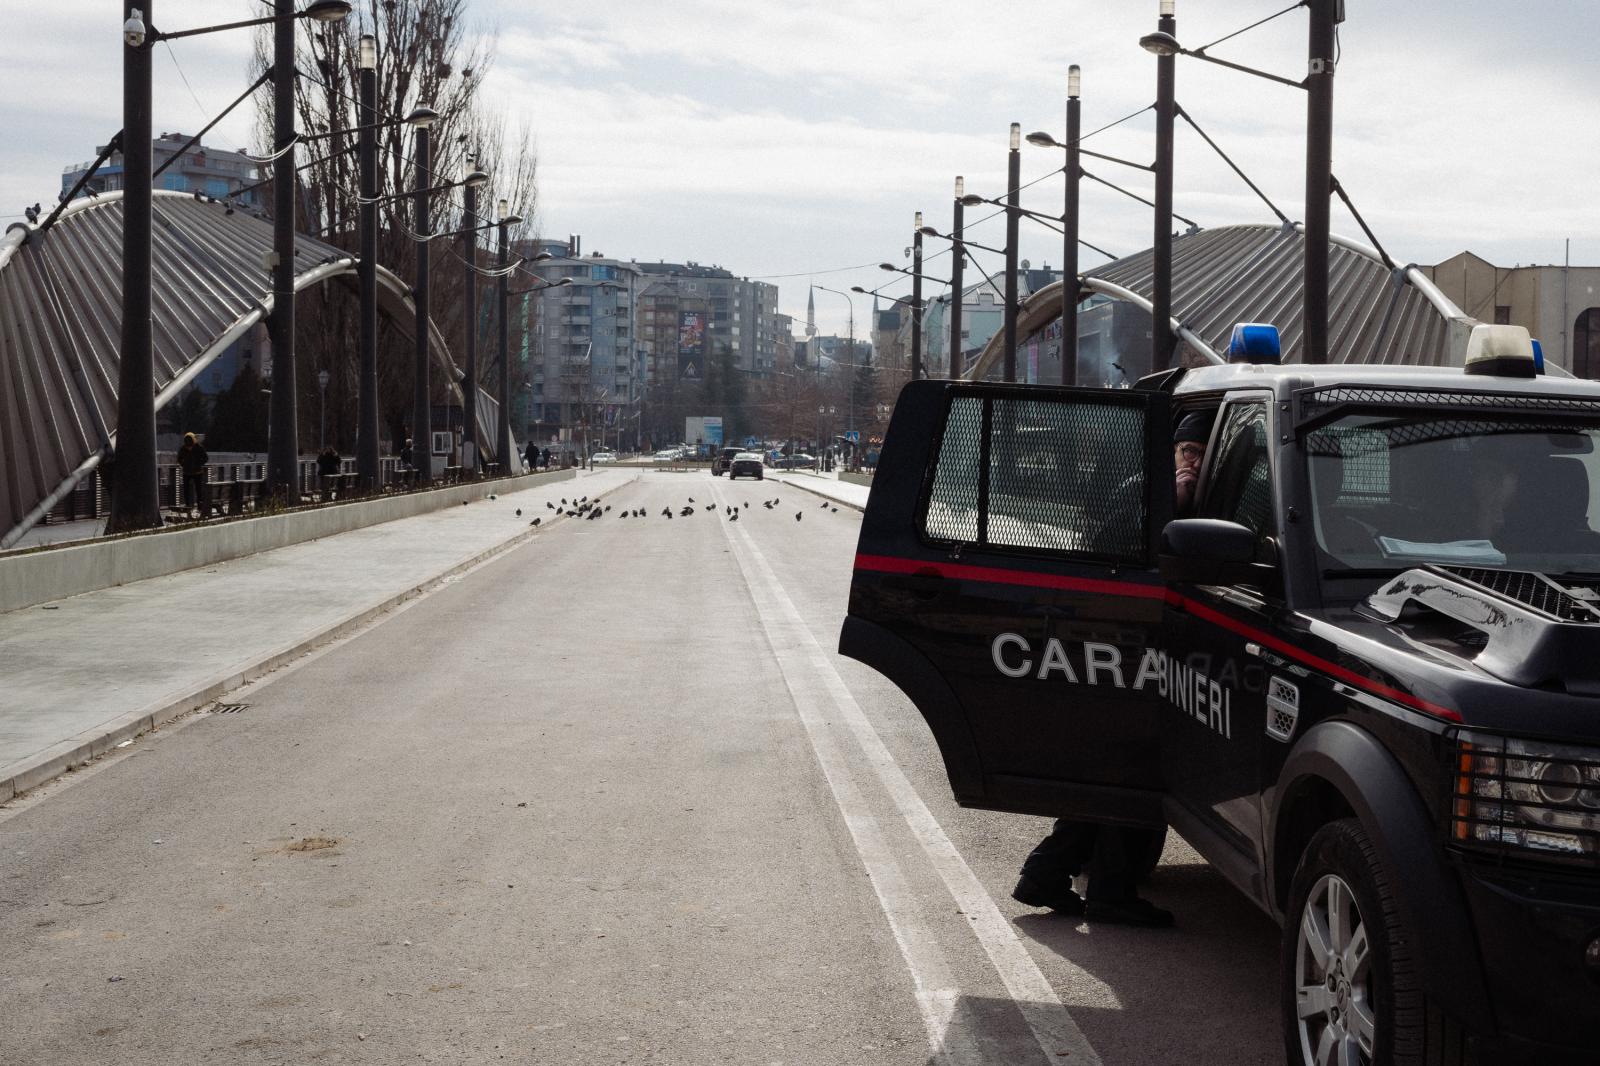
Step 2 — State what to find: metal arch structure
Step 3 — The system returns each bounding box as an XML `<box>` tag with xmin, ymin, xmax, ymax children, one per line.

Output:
<box><xmin>0</xmin><ymin>190</ymin><xmax>516</xmax><ymax>547</ymax></box>
<box><xmin>963</xmin><ymin>222</ymin><xmax>1484</xmax><ymax>381</ymax></box>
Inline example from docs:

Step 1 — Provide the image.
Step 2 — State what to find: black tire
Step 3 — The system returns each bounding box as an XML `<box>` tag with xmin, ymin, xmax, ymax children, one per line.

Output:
<box><xmin>1280</xmin><ymin>818</ymin><xmax>1468</xmax><ymax>1066</ymax></box>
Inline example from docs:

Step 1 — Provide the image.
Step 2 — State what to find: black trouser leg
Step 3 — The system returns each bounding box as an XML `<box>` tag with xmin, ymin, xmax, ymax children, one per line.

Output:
<box><xmin>1084</xmin><ymin>826</ymin><xmax>1162</xmax><ymax>903</ymax></box>
<box><xmin>1019</xmin><ymin>819</ymin><xmax>1097</xmax><ymax>892</ymax></box>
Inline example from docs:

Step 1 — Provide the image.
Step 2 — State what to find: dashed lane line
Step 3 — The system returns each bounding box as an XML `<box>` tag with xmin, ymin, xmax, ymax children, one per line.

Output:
<box><xmin>711</xmin><ymin>482</ymin><xmax>1103</xmax><ymax>1066</ymax></box>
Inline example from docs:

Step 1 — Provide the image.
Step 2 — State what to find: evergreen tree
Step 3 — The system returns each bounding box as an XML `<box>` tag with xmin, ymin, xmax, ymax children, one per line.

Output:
<box><xmin>204</xmin><ymin>366</ymin><xmax>270</xmax><ymax>453</ymax></box>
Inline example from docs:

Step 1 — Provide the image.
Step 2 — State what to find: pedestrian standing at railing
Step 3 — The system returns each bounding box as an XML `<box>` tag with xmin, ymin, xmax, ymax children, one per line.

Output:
<box><xmin>317</xmin><ymin>447</ymin><xmax>341</xmax><ymax>500</ymax></box>
<box><xmin>177</xmin><ymin>432</ymin><xmax>208</xmax><ymax>518</ymax></box>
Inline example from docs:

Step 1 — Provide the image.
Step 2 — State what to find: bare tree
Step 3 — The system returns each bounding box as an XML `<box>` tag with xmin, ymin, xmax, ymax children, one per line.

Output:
<box><xmin>248</xmin><ymin>0</ymin><xmax>539</xmax><ymax>454</ymax></box>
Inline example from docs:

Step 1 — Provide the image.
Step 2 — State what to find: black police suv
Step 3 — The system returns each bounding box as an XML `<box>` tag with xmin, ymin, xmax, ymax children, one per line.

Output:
<box><xmin>840</xmin><ymin>336</ymin><xmax>1600</xmax><ymax>1066</ymax></box>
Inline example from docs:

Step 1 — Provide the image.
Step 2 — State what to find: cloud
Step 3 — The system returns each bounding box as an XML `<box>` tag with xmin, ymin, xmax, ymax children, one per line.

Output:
<box><xmin>2</xmin><ymin>0</ymin><xmax>1594</xmax><ymax>336</ymax></box>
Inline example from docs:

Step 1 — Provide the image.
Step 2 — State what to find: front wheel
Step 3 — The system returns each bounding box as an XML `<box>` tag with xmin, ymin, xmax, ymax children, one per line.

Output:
<box><xmin>1280</xmin><ymin>819</ymin><xmax>1465</xmax><ymax>1066</ymax></box>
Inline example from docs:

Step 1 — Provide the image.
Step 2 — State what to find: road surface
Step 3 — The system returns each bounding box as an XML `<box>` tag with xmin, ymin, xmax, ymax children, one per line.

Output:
<box><xmin>0</xmin><ymin>469</ymin><xmax>1281</xmax><ymax>1065</ymax></box>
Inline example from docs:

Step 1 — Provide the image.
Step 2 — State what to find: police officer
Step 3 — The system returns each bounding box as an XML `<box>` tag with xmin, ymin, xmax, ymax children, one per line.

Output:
<box><xmin>1011</xmin><ymin>409</ymin><xmax>1215</xmax><ymax>927</ymax></box>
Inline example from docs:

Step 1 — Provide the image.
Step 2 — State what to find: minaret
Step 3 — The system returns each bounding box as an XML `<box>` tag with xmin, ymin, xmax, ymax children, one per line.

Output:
<box><xmin>805</xmin><ymin>286</ymin><xmax>816</xmax><ymax>367</ymax></box>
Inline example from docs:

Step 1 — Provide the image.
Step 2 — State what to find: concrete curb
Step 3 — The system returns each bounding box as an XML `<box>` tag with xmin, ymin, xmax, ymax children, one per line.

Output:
<box><xmin>0</xmin><ymin>480</ymin><xmax>619</xmax><ymax>804</ymax></box>
<box><xmin>769</xmin><ymin>473</ymin><xmax>868</xmax><ymax>513</ymax></box>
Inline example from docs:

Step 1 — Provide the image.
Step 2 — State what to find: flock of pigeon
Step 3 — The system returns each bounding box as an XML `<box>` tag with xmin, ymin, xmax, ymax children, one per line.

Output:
<box><xmin>508</xmin><ymin>491</ymin><xmax>843</xmax><ymax>527</ymax></box>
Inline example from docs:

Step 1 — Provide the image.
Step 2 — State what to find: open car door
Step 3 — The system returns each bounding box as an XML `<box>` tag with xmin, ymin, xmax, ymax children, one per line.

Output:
<box><xmin>840</xmin><ymin>379</ymin><xmax>1173</xmax><ymax>826</ymax></box>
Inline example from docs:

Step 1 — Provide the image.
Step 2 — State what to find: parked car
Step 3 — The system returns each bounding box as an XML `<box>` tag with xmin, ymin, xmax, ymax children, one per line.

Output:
<box><xmin>774</xmin><ymin>454</ymin><xmax>817</xmax><ymax>469</ymax></box>
<box><xmin>590</xmin><ymin>451</ymin><xmax>617</xmax><ymax>464</ymax></box>
<box><xmin>712</xmin><ymin>447</ymin><xmax>741</xmax><ymax>476</ymax></box>
<box><xmin>841</xmin><ymin>325</ymin><xmax>1600</xmax><ymax>1065</ymax></box>
<box><xmin>729</xmin><ymin>452</ymin><xmax>765</xmax><ymax>480</ymax></box>
<box><xmin>651</xmin><ymin>450</ymin><xmax>678</xmax><ymax>463</ymax></box>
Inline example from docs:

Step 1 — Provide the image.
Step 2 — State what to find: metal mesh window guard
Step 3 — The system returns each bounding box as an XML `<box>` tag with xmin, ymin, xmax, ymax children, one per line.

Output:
<box><xmin>922</xmin><ymin>392</ymin><xmax>1150</xmax><ymax>561</ymax></box>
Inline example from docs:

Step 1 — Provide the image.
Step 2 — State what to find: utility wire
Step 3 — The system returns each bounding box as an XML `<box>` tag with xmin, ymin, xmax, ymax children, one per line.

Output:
<box><xmin>163</xmin><ymin>40</ymin><xmax>211</xmax><ymax>122</ymax></box>
<box><xmin>1079</xmin><ymin>103</ymin><xmax>1155</xmax><ymax>144</ymax></box>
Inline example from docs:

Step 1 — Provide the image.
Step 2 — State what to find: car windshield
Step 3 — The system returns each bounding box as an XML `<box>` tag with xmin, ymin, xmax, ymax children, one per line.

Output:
<box><xmin>1306</xmin><ymin>413</ymin><xmax>1600</xmax><ymax>576</ymax></box>
<box><xmin>734</xmin><ymin>453</ymin><xmax>760</xmax><ymax>461</ymax></box>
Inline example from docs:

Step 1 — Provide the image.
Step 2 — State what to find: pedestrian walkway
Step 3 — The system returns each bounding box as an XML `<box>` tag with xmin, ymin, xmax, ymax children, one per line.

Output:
<box><xmin>766</xmin><ymin>469</ymin><xmax>872</xmax><ymax>512</ymax></box>
<box><xmin>0</xmin><ymin>469</ymin><xmax>638</xmax><ymax>801</ymax></box>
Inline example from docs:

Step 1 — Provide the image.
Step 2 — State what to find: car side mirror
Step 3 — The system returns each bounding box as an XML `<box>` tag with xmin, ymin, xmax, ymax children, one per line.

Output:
<box><xmin>1160</xmin><ymin>518</ymin><xmax>1264</xmax><ymax>585</ymax></box>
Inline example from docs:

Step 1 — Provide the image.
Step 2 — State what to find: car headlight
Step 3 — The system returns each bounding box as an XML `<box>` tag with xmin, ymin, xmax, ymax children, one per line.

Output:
<box><xmin>1453</xmin><ymin>732</ymin><xmax>1600</xmax><ymax>864</ymax></box>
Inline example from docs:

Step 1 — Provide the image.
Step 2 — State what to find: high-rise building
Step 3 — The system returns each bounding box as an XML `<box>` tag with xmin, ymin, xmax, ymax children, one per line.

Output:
<box><xmin>61</xmin><ymin>133</ymin><xmax>263</xmax><ymax>207</ymax></box>
<box><xmin>509</xmin><ymin>237</ymin><xmax>646</xmax><ymax>453</ymax></box>
<box><xmin>635</xmin><ymin>261</ymin><xmax>782</xmax><ymax>380</ymax></box>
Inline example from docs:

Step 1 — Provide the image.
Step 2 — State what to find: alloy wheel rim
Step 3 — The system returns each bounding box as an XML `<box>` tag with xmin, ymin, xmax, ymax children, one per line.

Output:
<box><xmin>1294</xmin><ymin>872</ymin><xmax>1375</xmax><ymax>1066</ymax></box>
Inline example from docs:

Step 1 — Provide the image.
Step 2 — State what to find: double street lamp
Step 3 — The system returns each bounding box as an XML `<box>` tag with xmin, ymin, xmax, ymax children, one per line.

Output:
<box><xmin>1137</xmin><ymin>0</ymin><xmax>1341</xmax><ymax>365</ymax></box>
<box><xmin>111</xmin><ymin>0</ymin><xmax>352</xmax><ymax>533</ymax></box>
<box><xmin>811</xmin><ymin>285</ymin><xmax>857</xmax><ymax>447</ymax></box>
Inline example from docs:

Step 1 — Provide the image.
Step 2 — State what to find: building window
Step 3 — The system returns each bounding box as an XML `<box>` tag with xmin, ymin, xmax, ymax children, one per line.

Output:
<box><xmin>1494</xmin><ymin>305</ymin><xmax>1511</xmax><ymax>325</ymax></box>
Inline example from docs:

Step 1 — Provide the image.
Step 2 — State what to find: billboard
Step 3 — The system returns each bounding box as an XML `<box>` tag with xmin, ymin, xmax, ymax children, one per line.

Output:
<box><xmin>678</xmin><ymin>311</ymin><xmax>706</xmax><ymax>381</ymax></box>
<box><xmin>684</xmin><ymin>416</ymin><xmax>723</xmax><ymax>448</ymax></box>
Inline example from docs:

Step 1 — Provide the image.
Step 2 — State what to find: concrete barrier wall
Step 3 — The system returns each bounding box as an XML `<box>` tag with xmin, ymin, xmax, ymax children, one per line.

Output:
<box><xmin>0</xmin><ymin>469</ymin><xmax>575</xmax><ymax>614</ymax></box>
<box><xmin>839</xmin><ymin>472</ymin><xmax>875</xmax><ymax>488</ymax></box>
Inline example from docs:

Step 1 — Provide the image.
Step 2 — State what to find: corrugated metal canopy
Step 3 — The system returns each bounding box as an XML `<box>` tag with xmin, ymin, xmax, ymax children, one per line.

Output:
<box><xmin>0</xmin><ymin>190</ymin><xmax>508</xmax><ymax>544</ymax></box>
<box><xmin>966</xmin><ymin>222</ymin><xmax>1474</xmax><ymax>380</ymax></box>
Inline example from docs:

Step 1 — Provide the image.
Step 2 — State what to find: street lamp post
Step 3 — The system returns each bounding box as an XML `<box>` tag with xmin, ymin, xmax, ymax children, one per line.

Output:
<box><xmin>356</xmin><ymin>33</ymin><xmax>379</xmax><ymax>489</ymax></box>
<box><xmin>1062</xmin><ymin>65</ymin><xmax>1082</xmax><ymax>386</ymax></box>
<box><xmin>499</xmin><ymin>210</ymin><xmax>538</xmax><ymax>474</ymax></box>
<box><xmin>1003</xmin><ymin>122</ymin><xmax>1021</xmax><ymax>383</ymax></box>
<box><xmin>266</xmin><ymin>0</ymin><xmax>300</xmax><ymax>500</ymax></box>
<box><xmin>410</xmin><ymin>105</ymin><xmax>437</xmax><ymax>486</ymax></box>
<box><xmin>1303</xmin><ymin>0</ymin><xmax>1339</xmax><ymax>364</ymax></box>
<box><xmin>110</xmin><ymin>0</ymin><xmax>159</xmax><ymax>533</ymax></box>
<box><xmin>911</xmin><ymin>211</ymin><xmax>923</xmax><ymax>380</ymax></box>
<box><xmin>461</xmin><ymin>155</ymin><xmax>479</xmax><ymax>477</ymax></box>
<box><xmin>1152</xmin><ymin>0</ymin><xmax>1177</xmax><ymax>373</ymax></box>
<box><xmin>950</xmin><ymin>176</ymin><xmax>965</xmax><ymax>379</ymax></box>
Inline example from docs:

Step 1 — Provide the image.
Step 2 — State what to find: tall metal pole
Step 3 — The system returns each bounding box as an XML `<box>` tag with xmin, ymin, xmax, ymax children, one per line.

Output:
<box><xmin>1062</xmin><ymin>65</ymin><xmax>1082</xmax><ymax>387</ymax></box>
<box><xmin>1003</xmin><ymin>123</ymin><xmax>1021</xmax><ymax>383</ymax></box>
<box><xmin>497</xmin><ymin>206</ymin><xmax>513</xmax><ymax>472</ymax></box>
<box><xmin>109</xmin><ymin>0</ymin><xmax>160</xmax><ymax>533</ymax></box>
<box><xmin>267</xmin><ymin>0</ymin><xmax>300</xmax><ymax>498</ymax></box>
<box><xmin>461</xmin><ymin>162</ymin><xmax>479</xmax><ymax>476</ymax></box>
<box><xmin>950</xmin><ymin>176</ymin><xmax>965</xmax><ymax>379</ymax></box>
<box><xmin>356</xmin><ymin>35</ymin><xmax>379</xmax><ymax>489</ymax></box>
<box><xmin>1151</xmin><ymin>1</ymin><xmax>1177</xmax><ymax>372</ymax></box>
<box><xmin>412</xmin><ymin>121</ymin><xmax>432</xmax><ymax>485</ymax></box>
<box><xmin>1303</xmin><ymin>0</ymin><xmax>1340</xmax><ymax>364</ymax></box>
<box><xmin>911</xmin><ymin>212</ymin><xmax>923</xmax><ymax>380</ymax></box>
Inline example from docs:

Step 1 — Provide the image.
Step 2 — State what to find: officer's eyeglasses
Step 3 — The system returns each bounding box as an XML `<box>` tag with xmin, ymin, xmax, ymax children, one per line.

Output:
<box><xmin>1176</xmin><ymin>442</ymin><xmax>1205</xmax><ymax>463</ymax></box>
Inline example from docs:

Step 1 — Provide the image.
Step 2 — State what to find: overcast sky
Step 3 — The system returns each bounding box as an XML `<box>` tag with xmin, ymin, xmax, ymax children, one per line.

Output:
<box><xmin>2</xmin><ymin>1</ymin><xmax>1596</xmax><ymax>337</ymax></box>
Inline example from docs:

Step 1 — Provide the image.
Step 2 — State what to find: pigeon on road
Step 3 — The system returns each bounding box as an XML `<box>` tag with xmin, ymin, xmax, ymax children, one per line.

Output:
<box><xmin>516</xmin><ymin>508</ymin><xmax>522</xmax><ymax>517</ymax></box>
<box><xmin>796</xmin><ymin>512</ymin><xmax>802</xmax><ymax>521</ymax></box>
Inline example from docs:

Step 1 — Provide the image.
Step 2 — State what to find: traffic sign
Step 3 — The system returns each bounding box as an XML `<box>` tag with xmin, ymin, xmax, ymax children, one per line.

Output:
<box><xmin>845</xmin><ymin>430</ymin><xmax>861</xmax><ymax>443</ymax></box>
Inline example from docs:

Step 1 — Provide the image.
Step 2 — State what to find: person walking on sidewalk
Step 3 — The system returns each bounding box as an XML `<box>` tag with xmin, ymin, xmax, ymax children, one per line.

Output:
<box><xmin>177</xmin><ymin>432</ymin><xmax>208</xmax><ymax>519</ymax></box>
<box><xmin>316</xmin><ymin>447</ymin><xmax>341</xmax><ymax>499</ymax></box>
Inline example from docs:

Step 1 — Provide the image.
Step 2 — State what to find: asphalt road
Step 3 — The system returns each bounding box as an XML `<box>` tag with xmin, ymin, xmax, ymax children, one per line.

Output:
<box><xmin>0</xmin><ymin>470</ymin><xmax>1281</xmax><ymax>1065</ymax></box>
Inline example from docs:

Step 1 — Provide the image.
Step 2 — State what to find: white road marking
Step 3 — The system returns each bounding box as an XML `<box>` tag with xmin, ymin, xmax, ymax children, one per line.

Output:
<box><xmin>712</xmin><ymin>483</ymin><xmax>1103</xmax><ymax>1066</ymax></box>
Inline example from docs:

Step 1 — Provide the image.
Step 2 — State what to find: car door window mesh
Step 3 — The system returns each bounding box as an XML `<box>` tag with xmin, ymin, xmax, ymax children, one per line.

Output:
<box><xmin>923</xmin><ymin>393</ymin><xmax>1150</xmax><ymax>561</ymax></box>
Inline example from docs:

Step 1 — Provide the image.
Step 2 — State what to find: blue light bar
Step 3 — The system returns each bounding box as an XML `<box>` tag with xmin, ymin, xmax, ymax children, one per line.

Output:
<box><xmin>1228</xmin><ymin>322</ymin><xmax>1281</xmax><ymax>364</ymax></box>
<box><xmin>1531</xmin><ymin>339</ymin><xmax>1546</xmax><ymax>374</ymax></box>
